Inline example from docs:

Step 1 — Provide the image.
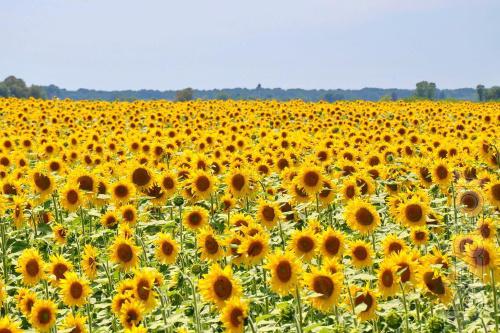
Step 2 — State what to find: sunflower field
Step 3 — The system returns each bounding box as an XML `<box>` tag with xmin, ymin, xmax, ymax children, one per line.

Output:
<box><xmin>0</xmin><ymin>98</ymin><xmax>499</xmax><ymax>333</ymax></box>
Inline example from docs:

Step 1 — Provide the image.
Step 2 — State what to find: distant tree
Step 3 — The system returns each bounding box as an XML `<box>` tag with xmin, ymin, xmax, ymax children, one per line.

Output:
<box><xmin>175</xmin><ymin>88</ymin><xmax>193</xmax><ymax>101</ymax></box>
<box><xmin>485</xmin><ymin>86</ymin><xmax>500</xmax><ymax>101</ymax></box>
<box><xmin>427</xmin><ymin>82</ymin><xmax>437</xmax><ymax>100</ymax></box>
<box><xmin>476</xmin><ymin>84</ymin><xmax>486</xmax><ymax>101</ymax></box>
<box><xmin>215</xmin><ymin>92</ymin><xmax>230</xmax><ymax>100</ymax></box>
<box><xmin>379</xmin><ymin>95</ymin><xmax>392</xmax><ymax>101</ymax></box>
<box><xmin>322</xmin><ymin>92</ymin><xmax>344</xmax><ymax>102</ymax></box>
<box><xmin>0</xmin><ymin>83</ymin><xmax>8</xmax><ymax>97</ymax></box>
<box><xmin>438</xmin><ymin>91</ymin><xmax>446</xmax><ymax>99</ymax></box>
<box><xmin>256</xmin><ymin>83</ymin><xmax>262</xmax><ymax>90</ymax></box>
<box><xmin>30</xmin><ymin>85</ymin><xmax>47</xmax><ymax>99</ymax></box>
<box><xmin>391</xmin><ymin>92</ymin><xmax>398</xmax><ymax>101</ymax></box>
<box><xmin>415</xmin><ymin>81</ymin><xmax>428</xmax><ymax>98</ymax></box>
<box><xmin>415</xmin><ymin>81</ymin><xmax>437</xmax><ymax>100</ymax></box>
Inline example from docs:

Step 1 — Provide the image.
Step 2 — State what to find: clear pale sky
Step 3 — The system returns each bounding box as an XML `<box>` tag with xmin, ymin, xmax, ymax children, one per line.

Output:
<box><xmin>1</xmin><ymin>0</ymin><xmax>499</xmax><ymax>90</ymax></box>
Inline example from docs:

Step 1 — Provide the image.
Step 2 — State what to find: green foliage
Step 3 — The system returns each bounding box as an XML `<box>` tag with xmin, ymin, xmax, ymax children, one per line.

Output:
<box><xmin>175</xmin><ymin>87</ymin><xmax>194</xmax><ymax>101</ymax></box>
<box><xmin>0</xmin><ymin>76</ymin><xmax>47</xmax><ymax>99</ymax></box>
<box><xmin>415</xmin><ymin>81</ymin><xmax>437</xmax><ymax>100</ymax></box>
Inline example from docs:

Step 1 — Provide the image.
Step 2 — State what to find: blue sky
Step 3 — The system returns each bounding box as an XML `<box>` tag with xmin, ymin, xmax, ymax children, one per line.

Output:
<box><xmin>1</xmin><ymin>0</ymin><xmax>499</xmax><ymax>90</ymax></box>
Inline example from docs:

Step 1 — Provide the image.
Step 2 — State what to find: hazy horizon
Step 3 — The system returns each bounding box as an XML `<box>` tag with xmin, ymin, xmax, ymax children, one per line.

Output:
<box><xmin>2</xmin><ymin>0</ymin><xmax>499</xmax><ymax>91</ymax></box>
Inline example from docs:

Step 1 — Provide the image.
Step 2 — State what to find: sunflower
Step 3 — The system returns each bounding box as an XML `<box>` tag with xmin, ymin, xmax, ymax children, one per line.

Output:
<box><xmin>120</xmin><ymin>204</ymin><xmax>138</xmax><ymax>225</ymax></box>
<box><xmin>188</xmin><ymin>170</ymin><xmax>215</xmax><ymax>200</ymax></box>
<box><xmin>264</xmin><ymin>251</ymin><xmax>301</xmax><ymax>296</ymax></box>
<box><xmin>230</xmin><ymin>213</ymin><xmax>254</xmax><ymax>230</ymax></box>
<box><xmin>16</xmin><ymin>248</ymin><xmax>46</xmax><ymax>286</ymax></box>
<box><xmin>377</xmin><ymin>261</ymin><xmax>399</xmax><ymax>298</ymax></box>
<box><xmin>476</xmin><ymin>218</ymin><xmax>496</xmax><ymax>241</ymax></box>
<box><xmin>452</xmin><ymin>234</ymin><xmax>475</xmax><ymax>257</ymax></box>
<box><xmin>410</xmin><ymin>227</ymin><xmax>429</xmax><ymax>246</ymax></box>
<box><xmin>133</xmin><ymin>269</ymin><xmax>157</xmax><ymax>312</ymax></box>
<box><xmin>60</xmin><ymin>272</ymin><xmax>91</xmax><ymax>307</ymax></box>
<box><xmin>120</xmin><ymin>299</ymin><xmax>144</xmax><ymax>329</ymax></box>
<box><xmin>220</xmin><ymin>194</ymin><xmax>236</xmax><ymax>212</ymax></box>
<box><xmin>30</xmin><ymin>299</ymin><xmax>57</xmax><ymax>332</ymax></box>
<box><xmin>239</xmin><ymin>233</ymin><xmax>269</xmax><ymax>266</ymax></box>
<box><xmin>319</xmin><ymin>228</ymin><xmax>345</xmax><ymax>258</ymax></box>
<box><xmin>455</xmin><ymin>187</ymin><xmax>484</xmax><ymax>216</ymax></box>
<box><xmin>111</xmin><ymin>180</ymin><xmax>135</xmax><ymax>204</ymax></box>
<box><xmin>30</xmin><ymin>167</ymin><xmax>55</xmax><ymax>200</ymax></box>
<box><xmin>418</xmin><ymin>264</ymin><xmax>453</xmax><ymax>304</ymax></box>
<box><xmin>199</xmin><ymin>264</ymin><xmax>242</xmax><ymax>308</ymax></box>
<box><xmin>52</xmin><ymin>224</ymin><xmax>68</xmax><ymax>245</ymax></box>
<box><xmin>125</xmin><ymin>326</ymin><xmax>148</xmax><ymax>333</ymax></box>
<box><xmin>182</xmin><ymin>206</ymin><xmax>209</xmax><ymax>230</ymax></box>
<box><xmin>297</xmin><ymin>166</ymin><xmax>323</xmax><ymax>195</ymax></box>
<box><xmin>289</xmin><ymin>179</ymin><xmax>311</xmax><ymax>204</ymax></box>
<box><xmin>154</xmin><ymin>232</ymin><xmax>179</xmax><ymax>265</ymax></box>
<box><xmin>344</xmin><ymin>198</ymin><xmax>381</xmax><ymax>234</ymax></box>
<box><xmin>198</xmin><ymin>228</ymin><xmax>224</xmax><ymax>261</ymax></box>
<box><xmin>304</xmin><ymin>267</ymin><xmax>343</xmax><ymax>312</ymax></box>
<box><xmin>17</xmin><ymin>288</ymin><xmax>37</xmax><ymax>317</ymax></box>
<box><xmin>431</xmin><ymin>160</ymin><xmax>452</xmax><ymax>187</ymax></box>
<box><xmin>225</xmin><ymin>233</ymin><xmax>245</xmax><ymax>266</ymax></box>
<box><xmin>485</xmin><ymin>178</ymin><xmax>500</xmax><ymax>208</ymax></box>
<box><xmin>397</xmin><ymin>198</ymin><xmax>429</xmax><ymax>227</ymax></box>
<box><xmin>256</xmin><ymin>200</ymin><xmax>283</xmax><ymax>228</ymax></box>
<box><xmin>0</xmin><ymin>316</ymin><xmax>22</xmax><ymax>333</ymax></box>
<box><xmin>109</xmin><ymin>236</ymin><xmax>141</xmax><ymax>271</ymax></box>
<box><xmin>47</xmin><ymin>254</ymin><xmax>74</xmax><ymax>286</ymax></box>
<box><xmin>464</xmin><ymin>240</ymin><xmax>498</xmax><ymax>282</ymax></box>
<box><xmin>381</xmin><ymin>234</ymin><xmax>407</xmax><ymax>256</ymax></box>
<box><xmin>129</xmin><ymin>163</ymin><xmax>153</xmax><ymax>189</ymax></box>
<box><xmin>322</xmin><ymin>258</ymin><xmax>344</xmax><ymax>275</ymax></box>
<box><xmin>340</xmin><ymin>178</ymin><xmax>359</xmax><ymax>202</ymax></box>
<box><xmin>220</xmin><ymin>297</ymin><xmax>248</xmax><ymax>333</ymax></box>
<box><xmin>100</xmin><ymin>210</ymin><xmax>119</xmax><ymax>228</ymax></box>
<box><xmin>62</xmin><ymin>313</ymin><xmax>87</xmax><ymax>333</ymax></box>
<box><xmin>160</xmin><ymin>171</ymin><xmax>177</xmax><ymax>198</ymax></box>
<box><xmin>318</xmin><ymin>179</ymin><xmax>336</xmax><ymax>206</ymax></box>
<box><xmin>348</xmin><ymin>286</ymin><xmax>378</xmax><ymax>321</ymax></box>
<box><xmin>348</xmin><ymin>240</ymin><xmax>373</xmax><ymax>268</ymax></box>
<box><xmin>226</xmin><ymin>168</ymin><xmax>254</xmax><ymax>198</ymax></box>
<box><xmin>60</xmin><ymin>184</ymin><xmax>83</xmax><ymax>212</ymax></box>
<box><xmin>81</xmin><ymin>244</ymin><xmax>99</xmax><ymax>280</ymax></box>
<box><xmin>388</xmin><ymin>251</ymin><xmax>417</xmax><ymax>285</ymax></box>
<box><xmin>289</xmin><ymin>228</ymin><xmax>318</xmax><ymax>262</ymax></box>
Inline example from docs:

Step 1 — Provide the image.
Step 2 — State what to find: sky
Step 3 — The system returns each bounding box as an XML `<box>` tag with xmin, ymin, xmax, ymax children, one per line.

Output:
<box><xmin>1</xmin><ymin>0</ymin><xmax>499</xmax><ymax>90</ymax></box>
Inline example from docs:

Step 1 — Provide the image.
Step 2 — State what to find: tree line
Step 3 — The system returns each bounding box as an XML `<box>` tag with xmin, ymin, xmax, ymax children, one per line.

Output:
<box><xmin>0</xmin><ymin>76</ymin><xmax>498</xmax><ymax>102</ymax></box>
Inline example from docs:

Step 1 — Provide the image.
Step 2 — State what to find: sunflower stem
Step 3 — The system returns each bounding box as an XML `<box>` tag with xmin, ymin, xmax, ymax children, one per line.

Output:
<box><xmin>86</xmin><ymin>302</ymin><xmax>93</xmax><ymax>333</ymax></box>
<box><xmin>295</xmin><ymin>286</ymin><xmax>303</xmax><ymax>333</ymax></box>
<box><xmin>399</xmin><ymin>282</ymin><xmax>409</xmax><ymax>333</ymax></box>
<box><xmin>491</xmin><ymin>268</ymin><xmax>499</xmax><ymax>333</ymax></box>
<box><xmin>278</xmin><ymin>222</ymin><xmax>286</xmax><ymax>251</ymax></box>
